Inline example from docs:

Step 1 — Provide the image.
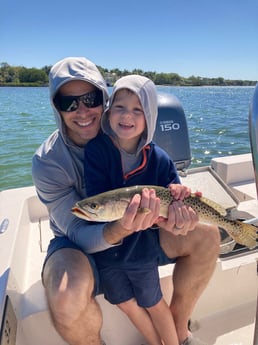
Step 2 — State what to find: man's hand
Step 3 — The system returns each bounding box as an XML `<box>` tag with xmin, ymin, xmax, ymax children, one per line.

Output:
<box><xmin>104</xmin><ymin>188</ymin><xmax>160</xmax><ymax>244</ymax></box>
<box><xmin>157</xmin><ymin>200</ymin><xmax>199</xmax><ymax>236</ymax></box>
<box><xmin>119</xmin><ymin>188</ymin><xmax>160</xmax><ymax>231</ymax></box>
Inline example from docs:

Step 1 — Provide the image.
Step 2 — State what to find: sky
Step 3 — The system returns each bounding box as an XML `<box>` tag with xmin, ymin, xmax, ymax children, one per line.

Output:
<box><xmin>1</xmin><ymin>0</ymin><xmax>258</xmax><ymax>81</ymax></box>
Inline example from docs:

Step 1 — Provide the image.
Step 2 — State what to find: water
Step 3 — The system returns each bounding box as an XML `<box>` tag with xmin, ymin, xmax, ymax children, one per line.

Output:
<box><xmin>0</xmin><ymin>86</ymin><xmax>255</xmax><ymax>191</ymax></box>
<box><xmin>0</xmin><ymin>87</ymin><xmax>54</xmax><ymax>190</ymax></box>
<box><xmin>157</xmin><ymin>86</ymin><xmax>254</xmax><ymax>165</ymax></box>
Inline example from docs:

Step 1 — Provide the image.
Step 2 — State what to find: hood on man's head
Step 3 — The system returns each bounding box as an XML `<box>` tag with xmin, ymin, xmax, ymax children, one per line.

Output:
<box><xmin>49</xmin><ymin>57</ymin><xmax>109</xmax><ymax>107</ymax></box>
<box><xmin>101</xmin><ymin>75</ymin><xmax>158</xmax><ymax>152</ymax></box>
<box><xmin>49</xmin><ymin>57</ymin><xmax>109</xmax><ymax>143</ymax></box>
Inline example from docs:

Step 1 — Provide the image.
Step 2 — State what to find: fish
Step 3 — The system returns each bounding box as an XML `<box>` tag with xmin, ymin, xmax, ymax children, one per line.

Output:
<box><xmin>72</xmin><ymin>185</ymin><xmax>258</xmax><ymax>249</ymax></box>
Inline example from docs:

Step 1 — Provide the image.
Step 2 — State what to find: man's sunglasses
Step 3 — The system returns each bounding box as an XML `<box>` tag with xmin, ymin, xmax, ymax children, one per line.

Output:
<box><xmin>54</xmin><ymin>89</ymin><xmax>103</xmax><ymax>112</ymax></box>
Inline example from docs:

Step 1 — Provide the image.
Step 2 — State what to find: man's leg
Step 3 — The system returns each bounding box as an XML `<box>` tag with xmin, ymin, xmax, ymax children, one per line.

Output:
<box><xmin>43</xmin><ymin>248</ymin><xmax>103</xmax><ymax>345</ymax></box>
<box><xmin>159</xmin><ymin>223</ymin><xmax>220</xmax><ymax>344</ymax></box>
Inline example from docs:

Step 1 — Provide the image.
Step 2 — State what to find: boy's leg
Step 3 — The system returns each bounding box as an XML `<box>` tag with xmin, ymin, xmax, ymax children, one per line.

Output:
<box><xmin>118</xmin><ymin>298</ymin><xmax>163</xmax><ymax>345</ymax></box>
<box><xmin>43</xmin><ymin>247</ymin><xmax>103</xmax><ymax>345</ymax></box>
<box><xmin>147</xmin><ymin>297</ymin><xmax>179</xmax><ymax>345</ymax></box>
<box><xmin>159</xmin><ymin>223</ymin><xmax>220</xmax><ymax>343</ymax></box>
<box><xmin>101</xmin><ymin>267</ymin><xmax>163</xmax><ymax>345</ymax></box>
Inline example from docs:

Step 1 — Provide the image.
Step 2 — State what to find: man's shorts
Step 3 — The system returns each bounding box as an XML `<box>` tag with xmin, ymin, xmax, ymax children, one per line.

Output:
<box><xmin>43</xmin><ymin>235</ymin><xmax>177</xmax><ymax>298</ymax></box>
<box><xmin>99</xmin><ymin>265</ymin><xmax>163</xmax><ymax>308</ymax></box>
<box><xmin>42</xmin><ymin>236</ymin><xmax>101</xmax><ymax>295</ymax></box>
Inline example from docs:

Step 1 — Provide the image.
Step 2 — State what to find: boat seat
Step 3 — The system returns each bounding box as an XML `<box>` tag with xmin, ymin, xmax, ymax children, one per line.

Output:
<box><xmin>211</xmin><ymin>153</ymin><xmax>256</xmax><ymax>201</ymax></box>
<box><xmin>39</xmin><ymin>217</ymin><xmax>54</xmax><ymax>252</ymax></box>
<box><xmin>18</xmin><ymin>215</ymin><xmax>175</xmax><ymax>321</ymax></box>
<box><xmin>154</xmin><ymin>93</ymin><xmax>191</xmax><ymax>171</ymax></box>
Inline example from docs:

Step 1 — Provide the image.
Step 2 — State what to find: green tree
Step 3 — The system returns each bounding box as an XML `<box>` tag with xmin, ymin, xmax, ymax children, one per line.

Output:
<box><xmin>19</xmin><ymin>67</ymin><xmax>48</xmax><ymax>83</ymax></box>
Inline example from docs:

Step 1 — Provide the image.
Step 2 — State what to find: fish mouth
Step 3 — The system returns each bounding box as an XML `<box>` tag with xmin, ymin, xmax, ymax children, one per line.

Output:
<box><xmin>71</xmin><ymin>207</ymin><xmax>92</xmax><ymax>220</ymax></box>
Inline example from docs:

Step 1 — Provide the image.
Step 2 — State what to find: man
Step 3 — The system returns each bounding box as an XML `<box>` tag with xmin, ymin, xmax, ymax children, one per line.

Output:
<box><xmin>32</xmin><ymin>57</ymin><xmax>220</xmax><ymax>345</ymax></box>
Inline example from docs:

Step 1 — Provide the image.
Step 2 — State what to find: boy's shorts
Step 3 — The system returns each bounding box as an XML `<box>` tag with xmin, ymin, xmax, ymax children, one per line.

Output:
<box><xmin>99</xmin><ymin>265</ymin><xmax>162</xmax><ymax>308</ymax></box>
<box><xmin>43</xmin><ymin>236</ymin><xmax>177</xmax><ymax>298</ymax></box>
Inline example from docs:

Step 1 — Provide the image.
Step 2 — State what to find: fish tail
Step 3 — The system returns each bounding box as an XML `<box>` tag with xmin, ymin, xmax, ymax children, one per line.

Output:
<box><xmin>234</xmin><ymin>221</ymin><xmax>258</xmax><ymax>249</ymax></box>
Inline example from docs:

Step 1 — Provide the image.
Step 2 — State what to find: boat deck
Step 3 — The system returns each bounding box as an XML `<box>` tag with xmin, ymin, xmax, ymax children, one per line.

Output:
<box><xmin>14</xmin><ymin>209</ymin><xmax>258</xmax><ymax>345</ymax></box>
<box><xmin>0</xmin><ymin>153</ymin><xmax>257</xmax><ymax>345</ymax></box>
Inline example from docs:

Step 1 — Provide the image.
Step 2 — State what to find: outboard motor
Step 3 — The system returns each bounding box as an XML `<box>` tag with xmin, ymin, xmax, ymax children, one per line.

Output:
<box><xmin>153</xmin><ymin>93</ymin><xmax>191</xmax><ymax>171</ymax></box>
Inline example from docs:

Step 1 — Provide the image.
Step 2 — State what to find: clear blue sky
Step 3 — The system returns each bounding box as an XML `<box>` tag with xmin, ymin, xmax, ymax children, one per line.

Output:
<box><xmin>1</xmin><ymin>0</ymin><xmax>258</xmax><ymax>81</ymax></box>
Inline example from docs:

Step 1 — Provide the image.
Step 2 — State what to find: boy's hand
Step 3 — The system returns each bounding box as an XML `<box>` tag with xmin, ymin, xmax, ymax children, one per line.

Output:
<box><xmin>157</xmin><ymin>184</ymin><xmax>198</xmax><ymax>235</ymax></box>
<box><xmin>168</xmin><ymin>183</ymin><xmax>191</xmax><ymax>201</ymax></box>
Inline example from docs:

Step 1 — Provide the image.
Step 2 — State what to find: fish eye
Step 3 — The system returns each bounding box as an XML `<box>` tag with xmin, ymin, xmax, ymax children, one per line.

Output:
<box><xmin>90</xmin><ymin>203</ymin><xmax>99</xmax><ymax>210</ymax></box>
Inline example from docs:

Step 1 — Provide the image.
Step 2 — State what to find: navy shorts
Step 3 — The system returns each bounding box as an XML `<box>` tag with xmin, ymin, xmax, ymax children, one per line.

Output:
<box><xmin>99</xmin><ymin>265</ymin><xmax>162</xmax><ymax>308</ymax></box>
<box><xmin>42</xmin><ymin>236</ymin><xmax>101</xmax><ymax>295</ymax></box>
<box><xmin>43</xmin><ymin>235</ymin><xmax>177</xmax><ymax>299</ymax></box>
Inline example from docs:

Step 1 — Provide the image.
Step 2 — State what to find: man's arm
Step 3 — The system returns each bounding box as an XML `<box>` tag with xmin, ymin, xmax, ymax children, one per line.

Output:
<box><xmin>33</xmin><ymin>153</ymin><xmax>161</xmax><ymax>252</ymax></box>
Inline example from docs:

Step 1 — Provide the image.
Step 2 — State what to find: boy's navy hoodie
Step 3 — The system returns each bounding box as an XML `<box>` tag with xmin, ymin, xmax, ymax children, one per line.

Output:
<box><xmin>84</xmin><ymin>75</ymin><xmax>180</xmax><ymax>268</ymax></box>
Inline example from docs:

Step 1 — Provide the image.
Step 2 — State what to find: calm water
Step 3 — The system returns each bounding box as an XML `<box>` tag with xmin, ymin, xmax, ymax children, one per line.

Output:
<box><xmin>0</xmin><ymin>86</ymin><xmax>255</xmax><ymax>191</ymax></box>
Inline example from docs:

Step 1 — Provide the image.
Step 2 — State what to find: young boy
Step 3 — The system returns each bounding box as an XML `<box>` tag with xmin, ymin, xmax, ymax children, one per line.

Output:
<box><xmin>84</xmin><ymin>75</ymin><xmax>191</xmax><ymax>345</ymax></box>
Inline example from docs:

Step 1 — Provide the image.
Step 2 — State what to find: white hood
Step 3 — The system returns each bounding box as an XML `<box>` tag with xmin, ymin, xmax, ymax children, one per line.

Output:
<box><xmin>101</xmin><ymin>75</ymin><xmax>158</xmax><ymax>154</ymax></box>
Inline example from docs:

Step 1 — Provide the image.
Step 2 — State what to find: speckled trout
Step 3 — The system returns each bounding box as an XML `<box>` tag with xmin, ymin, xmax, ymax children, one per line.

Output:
<box><xmin>72</xmin><ymin>185</ymin><xmax>257</xmax><ymax>249</ymax></box>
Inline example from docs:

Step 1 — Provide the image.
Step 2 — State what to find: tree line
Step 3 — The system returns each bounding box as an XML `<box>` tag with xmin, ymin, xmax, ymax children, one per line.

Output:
<box><xmin>0</xmin><ymin>62</ymin><xmax>256</xmax><ymax>87</ymax></box>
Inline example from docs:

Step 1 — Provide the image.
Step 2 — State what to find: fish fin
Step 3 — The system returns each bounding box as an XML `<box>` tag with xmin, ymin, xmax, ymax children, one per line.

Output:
<box><xmin>191</xmin><ymin>193</ymin><xmax>228</xmax><ymax>217</ymax></box>
<box><xmin>234</xmin><ymin>221</ymin><xmax>258</xmax><ymax>249</ymax></box>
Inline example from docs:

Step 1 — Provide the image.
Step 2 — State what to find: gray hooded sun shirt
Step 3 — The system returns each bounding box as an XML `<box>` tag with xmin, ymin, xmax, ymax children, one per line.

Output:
<box><xmin>32</xmin><ymin>57</ymin><xmax>113</xmax><ymax>253</ymax></box>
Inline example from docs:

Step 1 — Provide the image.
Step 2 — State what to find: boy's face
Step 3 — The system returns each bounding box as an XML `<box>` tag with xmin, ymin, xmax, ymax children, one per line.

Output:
<box><xmin>109</xmin><ymin>89</ymin><xmax>146</xmax><ymax>152</ymax></box>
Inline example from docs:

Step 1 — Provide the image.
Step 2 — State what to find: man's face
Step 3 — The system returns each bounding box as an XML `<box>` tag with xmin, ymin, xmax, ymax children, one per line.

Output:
<box><xmin>57</xmin><ymin>80</ymin><xmax>103</xmax><ymax>146</ymax></box>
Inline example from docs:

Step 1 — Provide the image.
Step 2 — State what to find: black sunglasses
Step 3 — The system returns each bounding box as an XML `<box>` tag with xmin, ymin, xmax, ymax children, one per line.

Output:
<box><xmin>54</xmin><ymin>89</ymin><xmax>103</xmax><ymax>112</ymax></box>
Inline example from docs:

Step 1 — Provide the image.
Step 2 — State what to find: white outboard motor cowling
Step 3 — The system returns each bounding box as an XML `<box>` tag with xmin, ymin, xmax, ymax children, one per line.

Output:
<box><xmin>153</xmin><ymin>93</ymin><xmax>191</xmax><ymax>171</ymax></box>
